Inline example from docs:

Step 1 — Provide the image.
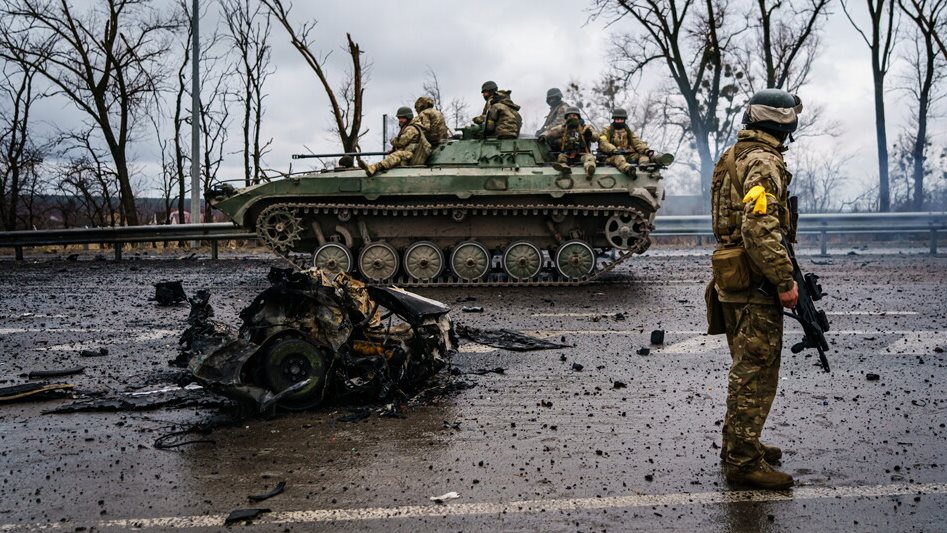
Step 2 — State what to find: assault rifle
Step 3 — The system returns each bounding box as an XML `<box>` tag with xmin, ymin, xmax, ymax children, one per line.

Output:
<box><xmin>783</xmin><ymin>196</ymin><xmax>832</xmax><ymax>372</ymax></box>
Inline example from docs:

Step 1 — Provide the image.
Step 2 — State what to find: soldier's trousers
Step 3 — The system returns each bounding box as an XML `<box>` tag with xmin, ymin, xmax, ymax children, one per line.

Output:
<box><xmin>720</xmin><ymin>302</ymin><xmax>783</xmax><ymax>468</ymax></box>
<box><xmin>378</xmin><ymin>150</ymin><xmax>413</xmax><ymax>171</ymax></box>
<box><xmin>556</xmin><ymin>153</ymin><xmax>596</xmax><ymax>174</ymax></box>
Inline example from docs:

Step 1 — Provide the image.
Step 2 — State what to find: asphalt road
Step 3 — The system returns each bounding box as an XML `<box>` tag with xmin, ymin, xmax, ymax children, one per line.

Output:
<box><xmin>1</xmin><ymin>248</ymin><xmax>945</xmax><ymax>532</ymax></box>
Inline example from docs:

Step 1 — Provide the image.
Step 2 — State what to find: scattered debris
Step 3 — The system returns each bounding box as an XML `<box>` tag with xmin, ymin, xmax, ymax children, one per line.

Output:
<box><xmin>79</xmin><ymin>347</ymin><xmax>108</xmax><ymax>357</ymax></box>
<box><xmin>153</xmin><ymin>280</ymin><xmax>188</xmax><ymax>306</ymax></box>
<box><xmin>935</xmin><ymin>346</ymin><xmax>944</xmax><ymax>354</ymax></box>
<box><xmin>181</xmin><ymin>268</ymin><xmax>456</xmax><ymax>414</ymax></box>
<box><xmin>224</xmin><ymin>508</ymin><xmax>270</xmax><ymax>526</ymax></box>
<box><xmin>429</xmin><ymin>492</ymin><xmax>459</xmax><ymax>504</ymax></box>
<box><xmin>44</xmin><ymin>387</ymin><xmax>229</xmax><ymax>414</ymax></box>
<box><xmin>468</xmin><ymin>367</ymin><xmax>505</xmax><ymax>375</ymax></box>
<box><xmin>866</xmin><ymin>373</ymin><xmax>880</xmax><ymax>381</ymax></box>
<box><xmin>27</xmin><ymin>367</ymin><xmax>84</xmax><ymax>380</ymax></box>
<box><xmin>650</xmin><ymin>329</ymin><xmax>665</xmax><ymax>345</ymax></box>
<box><xmin>637</xmin><ymin>347</ymin><xmax>651</xmax><ymax>356</ymax></box>
<box><xmin>248</xmin><ymin>481</ymin><xmax>286</xmax><ymax>503</ymax></box>
<box><xmin>443</xmin><ymin>420</ymin><xmax>461</xmax><ymax>430</ymax></box>
<box><xmin>456</xmin><ymin>325</ymin><xmax>571</xmax><ymax>351</ymax></box>
<box><xmin>613</xmin><ymin>381</ymin><xmax>627</xmax><ymax>389</ymax></box>
<box><xmin>571</xmin><ymin>362</ymin><xmax>584</xmax><ymax>372</ymax></box>
<box><xmin>337</xmin><ymin>408</ymin><xmax>372</xmax><ymax>423</ymax></box>
<box><xmin>0</xmin><ymin>383</ymin><xmax>75</xmax><ymax>403</ymax></box>
<box><xmin>461</xmin><ymin>306</ymin><xmax>484</xmax><ymax>313</ymax></box>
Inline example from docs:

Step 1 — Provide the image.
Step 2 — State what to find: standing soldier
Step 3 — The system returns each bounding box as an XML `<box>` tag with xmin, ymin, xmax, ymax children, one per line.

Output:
<box><xmin>414</xmin><ymin>96</ymin><xmax>450</xmax><ymax>147</ymax></box>
<box><xmin>472</xmin><ymin>80</ymin><xmax>522</xmax><ymax>139</ymax></box>
<box><xmin>546</xmin><ymin>107</ymin><xmax>596</xmax><ymax>179</ymax></box>
<box><xmin>598</xmin><ymin>108</ymin><xmax>656</xmax><ymax>175</ymax></box>
<box><xmin>358</xmin><ymin>106</ymin><xmax>431</xmax><ymax>177</ymax></box>
<box><xmin>535</xmin><ymin>87</ymin><xmax>569</xmax><ymax>138</ymax></box>
<box><xmin>706</xmin><ymin>88</ymin><xmax>804</xmax><ymax>490</ymax></box>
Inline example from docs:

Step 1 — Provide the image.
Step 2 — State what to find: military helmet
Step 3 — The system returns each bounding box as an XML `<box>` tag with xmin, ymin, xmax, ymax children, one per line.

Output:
<box><xmin>564</xmin><ymin>106</ymin><xmax>582</xmax><ymax>118</ymax></box>
<box><xmin>742</xmin><ymin>88</ymin><xmax>803</xmax><ymax>133</ymax></box>
<box><xmin>481</xmin><ymin>80</ymin><xmax>498</xmax><ymax>93</ymax></box>
<box><xmin>546</xmin><ymin>87</ymin><xmax>563</xmax><ymax>99</ymax></box>
<box><xmin>396</xmin><ymin>106</ymin><xmax>414</xmax><ymax>119</ymax></box>
<box><xmin>611</xmin><ymin>108</ymin><xmax>628</xmax><ymax>119</ymax></box>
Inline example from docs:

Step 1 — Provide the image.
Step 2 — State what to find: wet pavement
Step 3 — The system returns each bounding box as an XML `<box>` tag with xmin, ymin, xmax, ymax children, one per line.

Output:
<box><xmin>1</xmin><ymin>249</ymin><xmax>946</xmax><ymax>531</ymax></box>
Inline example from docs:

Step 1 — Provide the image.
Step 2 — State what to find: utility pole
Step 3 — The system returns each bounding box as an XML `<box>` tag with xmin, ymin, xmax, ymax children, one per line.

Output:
<box><xmin>382</xmin><ymin>114</ymin><xmax>388</xmax><ymax>152</ymax></box>
<box><xmin>190</xmin><ymin>0</ymin><xmax>201</xmax><ymax>229</ymax></box>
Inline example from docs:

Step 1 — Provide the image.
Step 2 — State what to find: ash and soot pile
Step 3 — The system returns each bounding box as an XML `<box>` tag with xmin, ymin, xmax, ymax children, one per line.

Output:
<box><xmin>178</xmin><ymin>267</ymin><xmax>457</xmax><ymax>415</ymax></box>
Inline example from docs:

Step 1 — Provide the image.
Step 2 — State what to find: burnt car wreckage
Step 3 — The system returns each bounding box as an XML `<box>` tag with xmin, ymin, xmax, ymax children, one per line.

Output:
<box><xmin>179</xmin><ymin>267</ymin><xmax>456</xmax><ymax>414</ymax></box>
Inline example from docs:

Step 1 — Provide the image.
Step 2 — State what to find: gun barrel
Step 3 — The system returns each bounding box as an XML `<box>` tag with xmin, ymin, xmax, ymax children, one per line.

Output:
<box><xmin>292</xmin><ymin>152</ymin><xmax>388</xmax><ymax>159</ymax></box>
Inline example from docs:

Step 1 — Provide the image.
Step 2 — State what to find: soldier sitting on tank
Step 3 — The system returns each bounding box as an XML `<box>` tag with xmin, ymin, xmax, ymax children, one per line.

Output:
<box><xmin>414</xmin><ymin>96</ymin><xmax>450</xmax><ymax>147</ymax></box>
<box><xmin>471</xmin><ymin>80</ymin><xmax>522</xmax><ymax>139</ymax></box>
<box><xmin>544</xmin><ymin>107</ymin><xmax>596</xmax><ymax>179</ymax></box>
<box><xmin>358</xmin><ymin>106</ymin><xmax>431</xmax><ymax>177</ymax></box>
<box><xmin>535</xmin><ymin>87</ymin><xmax>570</xmax><ymax>139</ymax></box>
<box><xmin>598</xmin><ymin>108</ymin><xmax>657</xmax><ymax>175</ymax></box>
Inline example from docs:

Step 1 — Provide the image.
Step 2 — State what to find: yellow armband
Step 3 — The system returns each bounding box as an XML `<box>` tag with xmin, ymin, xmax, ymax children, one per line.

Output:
<box><xmin>742</xmin><ymin>185</ymin><xmax>768</xmax><ymax>215</ymax></box>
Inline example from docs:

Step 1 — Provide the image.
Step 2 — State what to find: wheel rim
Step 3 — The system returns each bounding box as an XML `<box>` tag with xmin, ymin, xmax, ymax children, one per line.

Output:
<box><xmin>261</xmin><ymin>337</ymin><xmax>327</xmax><ymax>410</ymax></box>
<box><xmin>450</xmin><ymin>241</ymin><xmax>490</xmax><ymax>281</ymax></box>
<box><xmin>358</xmin><ymin>243</ymin><xmax>399</xmax><ymax>281</ymax></box>
<box><xmin>257</xmin><ymin>207</ymin><xmax>302</xmax><ymax>252</ymax></box>
<box><xmin>605</xmin><ymin>212</ymin><xmax>645</xmax><ymax>250</ymax></box>
<box><xmin>403</xmin><ymin>241</ymin><xmax>444</xmax><ymax>281</ymax></box>
<box><xmin>502</xmin><ymin>241</ymin><xmax>542</xmax><ymax>280</ymax></box>
<box><xmin>313</xmin><ymin>243</ymin><xmax>353</xmax><ymax>274</ymax></box>
<box><xmin>555</xmin><ymin>240</ymin><xmax>596</xmax><ymax>279</ymax></box>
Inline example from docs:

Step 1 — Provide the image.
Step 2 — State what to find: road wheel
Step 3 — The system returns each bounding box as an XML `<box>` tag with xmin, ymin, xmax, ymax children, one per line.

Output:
<box><xmin>403</xmin><ymin>241</ymin><xmax>445</xmax><ymax>281</ymax></box>
<box><xmin>358</xmin><ymin>242</ymin><xmax>399</xmax><ymax>282</ymax></box>
<box><xmin>502</xmin><ymin>241</ymin><xmax>543</xmax><ymax>280</ymax></box>
<box><xmin>555</xmin><ymin>240</ymin><xmax>596</xmax><ymax>280</ymax></box>
<box><xmin>312</xmin><ymin>243</ymin><xmax>353</xmax><ymax>274</ymax></box>
<box><xmin>260</xmin><ymin>336</ymin><xmax>328</xmax><ymax>410</ymax></box>
<box><xmin>450</xmin><ymin>241</ymin><xmax>491</xmax><ymax>281</ymax></box>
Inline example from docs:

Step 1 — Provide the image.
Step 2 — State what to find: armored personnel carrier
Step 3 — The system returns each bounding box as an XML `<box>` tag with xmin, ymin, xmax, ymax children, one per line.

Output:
<box><xmin>209</xmin><ymin>137</ymin><xmax>667</xmax><ymax>286</ymax></box>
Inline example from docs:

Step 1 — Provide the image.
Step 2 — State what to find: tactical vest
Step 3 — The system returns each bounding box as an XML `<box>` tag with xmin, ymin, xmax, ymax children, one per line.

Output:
<box><xmin>605</xmin><ymin>125</ymin><xmax>630</xmax><ymax>149</ymax></box>
<box><xmin>711</xmin><ymin>141</ymin><xmax>791</xmax><ymax>245</ymax></box>
<box><xmin>560</xmin><ymin>126</ymin><xmax>589</xmax><ymax>155</ymax></box>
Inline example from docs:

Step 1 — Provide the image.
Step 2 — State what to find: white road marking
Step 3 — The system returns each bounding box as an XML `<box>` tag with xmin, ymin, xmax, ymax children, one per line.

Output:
<box><xmin>3</xmin><ymin>482</ymin><xmax>944</xmax><ymax>530</ymax></box>
<box><xmin>654</xmin><ymin>335</ymin><xmax>728</xmax><ymax>353</ymax></box>
<box><xmin>883</xmin><ymin>332</ymin><xmax>947</xmax><ymax>354</ymax></box>
<box><xmin>825</xmin><ymin>311</ymin><xmax>919</xmax><ymax>316</ymax></box>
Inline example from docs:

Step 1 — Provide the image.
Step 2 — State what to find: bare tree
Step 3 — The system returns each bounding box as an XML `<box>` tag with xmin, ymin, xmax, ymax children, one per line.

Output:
<box><xmin>592</xmin><ymin>0</ymin><xmax>748</xmax><ymax>199</ymax></box>
<box><xmin>743</xmin><ymin>0</ymin><xmax>832</xmax><ymax>93</ymax></box>
<box><xmin>0</xmin><ymin>54</ymin><xmax>45</xmax><ymax>230</ymax></box>
<box><xmin>0</xmin><ymin>0</ymin><xmax>178</xmax><ymax>226</ymax></box>
<box><xmin>444</xmin><ymin>97</ymin><xmax>469</xmax><ymax>131</ymax></box>
<box><xmin>221</xmin><ymin>0</ymin><xmax>273</xmax><ymax>186</ymax></box>
<box><xmin>55</xmin><ymin>128</ymin><xmax>121</xmax><ymax>227</ymax></box>
<box><xmin>421</xmin><ymin>66</ymin><xmax>443</xmax><ymax>108</ymax></box>
<box><xmin>261</xmin><ymin>0</ymin><xmax>367</xmax><ymax>156</ymax></box>
<box><xmin>789</xmin><ymin>146</ymin><xmax>855</xmax><ymax>213</ymax></box>
<box><xmin>197</xmin><ymin>69</ymin><xmax>232</xmax><ymax>222</ymax></box>
<box><xmin>842</xmin><ymin>0</ymin><xmax>900</xmax><ymax>212</ymax></box>
<box><xmin>898</xmin><ymin>0</ymin><xmax>947</xmax><ymax>210</ymax></box>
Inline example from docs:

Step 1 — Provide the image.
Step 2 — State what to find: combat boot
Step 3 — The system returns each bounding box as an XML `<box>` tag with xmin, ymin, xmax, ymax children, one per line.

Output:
<box><xmin>552</xmin><ymin>162</ymin><xmax>572</xmax><ymax>175</ymax></box>
<box><xmin>720</xmin><ymin>441</ymin><xmax>782</xmax><ymax>463</ymax></box>
<box><xmin>617</xmin><ymin>163</ymin><xmax>635</xmax><ymax>177</ymax></box>
<box><xmin>725</xmin><ymin>461</ymin><xmax>793</xmax><ymax>490</ymax></box>
<box><xmin>357</xmin><ymin>158</ymin><xmax>376</xmax><ymax>177</ymax></box>
<box><xmin>584</xmin><ymin>161</ymin><xmax>596</xmax><ymax>179</ymax></box>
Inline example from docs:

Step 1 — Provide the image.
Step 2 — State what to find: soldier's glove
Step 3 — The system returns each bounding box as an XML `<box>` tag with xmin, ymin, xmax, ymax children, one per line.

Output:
<box><xmin>646</xmin><ymin>149</ymin><xmax>655</xmax><ymax>158</ymax></box>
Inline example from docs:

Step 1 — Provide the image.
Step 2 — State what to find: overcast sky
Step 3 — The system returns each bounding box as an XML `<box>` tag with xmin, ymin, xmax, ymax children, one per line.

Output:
<box><xmin>24</xmin><ymin>0</ymin><xmax>946</xmax><ymax>199</ymax></box>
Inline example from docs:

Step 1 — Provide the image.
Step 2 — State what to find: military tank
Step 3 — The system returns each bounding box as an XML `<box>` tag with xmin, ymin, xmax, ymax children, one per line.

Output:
<box><xmin>209</xmin><ymin>137</ymin><xmax>668</xmax><ymax>286</ymax></box>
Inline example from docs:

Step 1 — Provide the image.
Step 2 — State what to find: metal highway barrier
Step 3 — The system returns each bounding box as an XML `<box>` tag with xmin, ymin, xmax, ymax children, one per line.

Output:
<box><xmin>0</xmin><ymin>212</ymin><xmax>944</xmax><ymax>260</ymax></box>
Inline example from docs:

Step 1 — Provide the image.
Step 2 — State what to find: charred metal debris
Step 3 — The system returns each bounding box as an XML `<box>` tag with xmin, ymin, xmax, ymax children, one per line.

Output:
<box><xmin>178</xmin><ymin>267</ymin><xmax>457</xmax><ymax>415</ymax></box>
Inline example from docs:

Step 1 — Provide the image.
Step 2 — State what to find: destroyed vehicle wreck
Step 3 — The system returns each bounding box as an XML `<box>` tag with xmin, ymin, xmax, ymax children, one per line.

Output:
<box><xmin>180</xmin><ymin>267</ymin><xmax>456</xmax><ymax>414</ymax></box>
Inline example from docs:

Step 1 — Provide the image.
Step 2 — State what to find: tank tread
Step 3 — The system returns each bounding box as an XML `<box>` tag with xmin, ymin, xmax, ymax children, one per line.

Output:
<box><xmin>256</xmin><ymin>201</ymin><xmax>654</xmax><ymax>286</ymax></box>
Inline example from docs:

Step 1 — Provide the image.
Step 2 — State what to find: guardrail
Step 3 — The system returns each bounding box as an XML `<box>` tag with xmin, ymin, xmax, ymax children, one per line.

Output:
<box><xmin>651</xmin><ymin>212</ymin><xmax>947</xmax><ymax>255</ymax></box>
<box><xmin>0</xmin><ymin>212</ymin><xmax>944</xmax><ymax>260</ymax></box>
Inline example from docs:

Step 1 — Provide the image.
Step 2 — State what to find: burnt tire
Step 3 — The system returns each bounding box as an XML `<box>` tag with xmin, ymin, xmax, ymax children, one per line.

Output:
<box><xmin>260</xmin><ymin>336</ymin><xmax>329</xmax><ymax>410</ymax></box>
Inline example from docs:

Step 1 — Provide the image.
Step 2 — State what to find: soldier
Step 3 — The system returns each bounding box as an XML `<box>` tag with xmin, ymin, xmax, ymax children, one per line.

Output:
<box><xmin>414</xmin><ymin>96</ymin><xmax>450</xmax><ymax>147</ymax></box>
<box><xmin>535</xmin><ymin>87</ymin><xmax>569</xmax><ymax>138</ymax></box>
<box><xmin>358</xmin><ymin>106</ymin><xmax>430</xmax><ymax>177</ymax></box>
<box><xmin>472</xmin><ymin>80</ymin><xmax>522</xmax><ymax>139</ymax></box>
<box><xmin>706</xmin><ymin>88</ymin><xmax>804</xmax><ymax>490</ymax></box>
<box><xmin>598</xmin><ymin>108</ymin><xmax>655</xmax><ymax>175</ymax></box>
<box><xmin>546</xmin><ymin>107</ymin><xmax>596</xmax><ymax>179</ymax></box>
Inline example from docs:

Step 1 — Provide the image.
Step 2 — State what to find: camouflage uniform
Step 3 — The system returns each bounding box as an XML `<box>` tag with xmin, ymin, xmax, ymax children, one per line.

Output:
<box><xmin>473</xmin><ymin>90</ymin><xmax>522</xmax><ymax>139</ymax></box>
<box><xmin>546</xmin><ymin>121</ymin><xmax>596</xmax><ymax>178</ymax></box>
<box><xmin>599</xmin><ymin>124</ymin><xmax>652</xmax><ymax>172</ymax></box>
<box><xmin>374</xmin><ymin>122</ymin><xmax>427</xmax><ymax>173</ymax></box>
<box><xmin>710</xmin><ymin>128</ymin><xmax>794</xmax><ymax>470</ymax></box>
<box><xmin>535</xmin><ymin>100</ymin><xmax>569</xmax><ymax>139</ymax></box>
<box><xmin>414</xmin><ymin>97</ymin><xmax>450</xmax><ymax>147</ymax></box>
